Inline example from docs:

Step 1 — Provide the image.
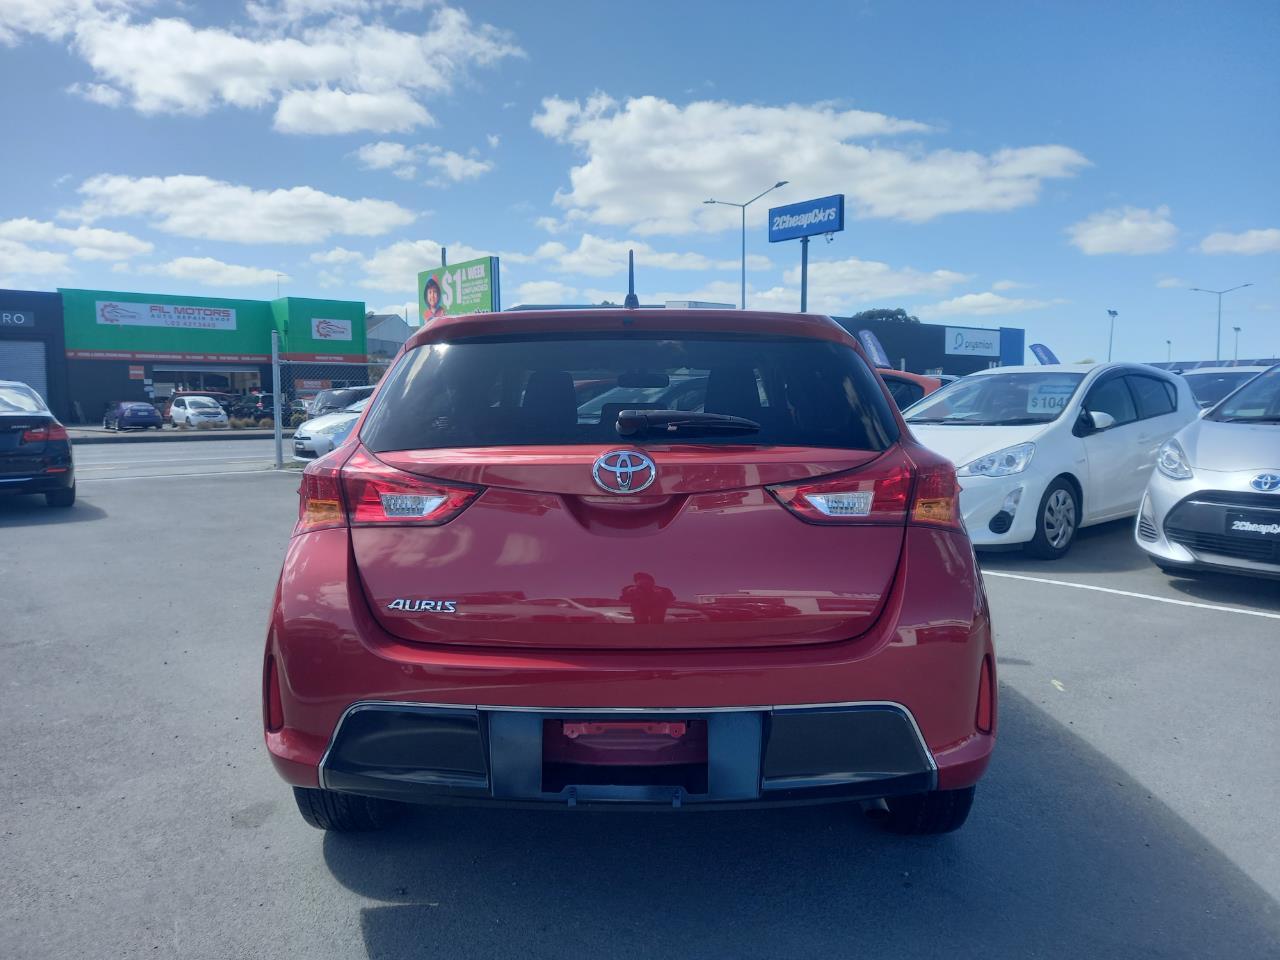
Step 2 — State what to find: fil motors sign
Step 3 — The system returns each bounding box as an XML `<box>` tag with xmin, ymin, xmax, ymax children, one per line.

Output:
<box><xmin>945</xmin><ymin>327</ymin><xmax>1000</xmax><ymax>357</ymax></box>
<box><xmin>95</xmin><ymin>300</ymin><xmax>236</xmax><ymax>331</ymax></box>
<box><xmin>767</xmin><ymin>194</ymin><xmax>845</xmax><ymax>243</ymax></box>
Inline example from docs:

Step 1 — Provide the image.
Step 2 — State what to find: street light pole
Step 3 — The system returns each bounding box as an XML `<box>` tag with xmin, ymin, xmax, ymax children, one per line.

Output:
<box><xmin>1107</xmin><ymin>309</ymin><xmax>1118</xmax><ymax>361</ymax></box>
<box><xmin>1166</xmin><ymin>339</ymin><xmax>1172</xmax><ymax>362</ymax></box>
<box><xmin>704</xmin><ymin>180</ymin><xmax>788</xmax><ymax>310</ymax></box>
<box><xmin>1190</xmin><ymin>283</ymin><xmax>1252</xmax><ymax>361</ymax></box>
<box><xmin>1233</xmin><ymin>326</ymin><xmax>1242</xmax><ymax>362</ymax></box>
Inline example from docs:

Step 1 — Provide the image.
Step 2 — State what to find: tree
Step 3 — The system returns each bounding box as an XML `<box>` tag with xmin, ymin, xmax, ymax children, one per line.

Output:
<box><xmin>845</xmin><ymin>307</ymin><xmax>920</xmax><ymax>324</ymax></box>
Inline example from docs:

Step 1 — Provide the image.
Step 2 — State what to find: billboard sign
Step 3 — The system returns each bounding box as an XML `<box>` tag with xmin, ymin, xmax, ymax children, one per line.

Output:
<box><xmin>96</xmin><ymin>300</ymin><xmax>237</xmax><ymax>331</ymax></box>
<box><xmin>418</xmin><ymin>256</ymin><xmax>501</xmax><ymax>325</ymax></box>
<box><xmin>945</xmin><ymin>327</ymin><xmax>1001</xmax><ymax>357</ymax></box>
<box><xmin>767</xmin><ymin>194</ymin><xmax>845</xmax><ymax>243</ymax></box>
<box><xmin>310</xmin><ymin>317</ymin><xmax>352</xmax><ymax>341</ymax></box>
<box><xmin>1</xmin><ymin>309</ymin><xmax>34</xmax><ymax>327</ymax></box>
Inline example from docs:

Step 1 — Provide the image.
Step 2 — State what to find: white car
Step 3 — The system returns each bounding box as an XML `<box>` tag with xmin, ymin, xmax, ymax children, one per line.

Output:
<box><xmin>170</xmin><ymin>395</ymin><xmax>228</xmax><ymax>428</ymax></box>
<box><xmin>292</xmin><ymin>398</ymin><xmax>367</xmax><ymax>461</ymax></box>
<box><xmin>1137</xmin><ymin>363</ymin><xmax>1280</xmax><ymax>579</ymax></box>
<box><xmin>906</xmin><ymin>363</ymin><xmax>1197</xmax><ymax>558</ymax></box>
<box><xmin>1178</xmin><ymin>365</ymin><xmax>1269</xmax><ymax>408</ymax></box>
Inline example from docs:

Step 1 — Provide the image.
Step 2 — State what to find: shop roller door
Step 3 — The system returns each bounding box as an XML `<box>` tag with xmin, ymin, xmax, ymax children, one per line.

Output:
<box><xmin>0</xmin><ymin>340</ymin><xmax>48</xmax><ymax>403</ymax></box>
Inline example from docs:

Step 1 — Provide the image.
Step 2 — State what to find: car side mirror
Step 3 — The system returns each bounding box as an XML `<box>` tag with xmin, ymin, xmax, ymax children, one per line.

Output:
<box><xmin>1087</xmin><ymin>410</ymin><xmax>1116</xmax><ymax>432</ymax></box>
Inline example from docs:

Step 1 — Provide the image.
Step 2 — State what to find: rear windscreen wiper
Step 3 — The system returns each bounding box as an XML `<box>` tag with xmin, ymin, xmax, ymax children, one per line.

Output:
<box><xmin>615</xmin><ymin>408</ymin><xmax>761</xmax><ymax>438</ymax></box>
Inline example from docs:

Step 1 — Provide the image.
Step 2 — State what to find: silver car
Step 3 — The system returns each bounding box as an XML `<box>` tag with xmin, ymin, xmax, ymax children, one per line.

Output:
<box><xmin>1179</xmin><ymin>365</ymin><xmax>1268</xmax><ymax>408</ymax></box>
<box><xmin>1137</xmin><ymin>363</ymin><xmax>1280</xmax><ymax>579</ymax></box>
<box><xmin>292</xmin><ymin>398</ymin><xmax>367</xmax><ymax>462</ymax></box>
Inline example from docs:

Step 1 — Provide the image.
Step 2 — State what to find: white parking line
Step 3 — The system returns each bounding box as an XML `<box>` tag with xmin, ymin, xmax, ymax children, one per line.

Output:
<box><xmin>79</xmin><ymin>469</ymin><xmax>289</xmax><ymax>482</ymax></box>
<box><xmin>983</xmin><ymin>570</ymin><xmax>1280</xmax><ymax>621</ymax></box>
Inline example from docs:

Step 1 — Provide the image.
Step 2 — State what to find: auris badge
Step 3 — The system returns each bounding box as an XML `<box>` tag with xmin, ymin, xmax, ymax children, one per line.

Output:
<box><xmin>592</xmin><ymin>450</ymin><xmax>657</xmax><ymax>494</ymax></box>
<box><xmin>1250</xmin><ymin>473</ymin><xmax>1280</xmax><ymax>493</ymax></box>
<box><xmin>387</xmin><ymin>599</ymin><xmax>457</xmax><ymax>613</ymax></box>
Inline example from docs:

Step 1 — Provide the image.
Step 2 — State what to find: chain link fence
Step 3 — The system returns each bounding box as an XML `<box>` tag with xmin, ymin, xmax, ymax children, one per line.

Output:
<box><xmin>270</xmin><ymin>333</ymin><xmax>390</xmax><ymax>467</ymax></box>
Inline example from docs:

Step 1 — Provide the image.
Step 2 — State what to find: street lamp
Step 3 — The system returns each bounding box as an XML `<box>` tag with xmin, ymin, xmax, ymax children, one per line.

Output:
<box><xmin>1233</xmin><ymin>326</ymin><xmax>1242</xmax><ymax>362</ymax></box>
<box><xmin>1190</xmin><ymin>283</ymin><xmax>1252</xmax><ymax>361</ymax></box>
<box><xmin>1106</xmin><ymin>309</ymin><xmax>1118</xmax><ymax>361</ymax></box>
<box><xmin>704</xmin><ymin>180</ymin><xmax>788</xmax><ymax>309</ymax></box>
<box><xmin>1165</xmin><ymin>339</ymin><xmax>1172</xmax><ymax>362</ymax></box>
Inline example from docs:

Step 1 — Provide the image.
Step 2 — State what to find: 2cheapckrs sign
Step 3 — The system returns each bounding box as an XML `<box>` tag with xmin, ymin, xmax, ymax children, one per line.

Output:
<box><xmin>95</xmin><ymin>300</ymin><xmax>237</xmax><ymax>331</ymax></box>
<box><xmin>767</xmin><ymin>195</ymin><xmax>845</xmax><ymax>243</ymax></box>
<box><xmin>418</xmin><ymin>256</ymin><xmax>500</xmax><ymax>325</ymax></box>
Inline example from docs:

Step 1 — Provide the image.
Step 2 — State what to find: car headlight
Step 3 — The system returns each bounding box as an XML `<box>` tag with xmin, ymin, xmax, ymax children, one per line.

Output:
<box><xmin>1156</xmin><ymin>438</ymin><xmax>1193</xmax><ymax>480</ymax></box>
<box><xmin>314</xmin><ymin>418</ymin><xmax>356</xmax><ymax>437</ymax></box>
<box><xmin>957</xmin><ymin>442</ymin><xmax>1035</xmax><ymax>478</ymax></box>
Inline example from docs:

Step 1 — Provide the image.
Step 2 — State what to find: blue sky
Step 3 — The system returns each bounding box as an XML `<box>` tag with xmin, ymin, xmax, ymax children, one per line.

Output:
<box><xmin>1</xmin><ymin>0</ymin><xmax>1277</xmax><ymax>363</ymax></box>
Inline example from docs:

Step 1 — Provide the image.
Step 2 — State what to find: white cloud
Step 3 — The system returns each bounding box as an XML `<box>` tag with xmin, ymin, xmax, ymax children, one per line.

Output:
<box><xmin>0</xmin><ymin>217</ymin><xmax>152</xmax><ymax>260</ymax></box>
<box><xmin>425</xmin><ymin>150</ymin><xmax>492</xmax><ymax>183</ymax></box>
<box><xmin>919</xmin><ymin>291</ymin><xmax>1064</xmax><ymax>318</ymax></box>
<box><xmin>26</xmin><ymin>5</ymin><xmax>520</xmax><ymax>134</ymax></box>
<box><xmin>356</xmin><ymin>238</ymin><xmax>495</xmax><ymax>290</ymax></box>
<box><xmin>486</xmin><ymin>133</ymin><xmax>500</xmax><ymax>149</ymax></box>
<box><xmin>275</xmin><ymin>88</ymin><xmax>431</xmax><ymax>135</ymax></box>
<box><xmin>532</xmin><ymin>94</ymin><xmax>1088</xmax><ymax>234</ymax></box>
<box><xmin>780</xmin><ymin>256</ymin><xmax>968</xmax><ymax>307</ymax></box>
<box><xmin>1198</xmin><ymin>228</ymin><xmax>1280</xmax><ymax>255</ymax></box>
<box><xmin>991</xmin><ymin>279</ymin><xmax>1025</xmax><ymax>291</ymax></box>
<box><xmin>0</xmin><ymin>239</ymin><xmax>71</xmax><ymax>280</ymax></box>
<box><xmin>310</xmin><ymin>246</ymin><xmax>365</xmax><ymax>265</ymax></box>
<box><xmin>1156</xmin><ymin>276</ymin><xmax>1185</xmax><ymax>288</ymax></box>
<box><xmin>67</xmin><ymin>81</ymin><xmax>123</xmax><ymax>107</ymax></box>
<box><xmin>1066</xmin><ymin>205</ymin><xmax>1176</xmax><ymax>255</ymax></box>
<box><xmin>550</xmin><ymin>233</ymin><xmax>770</xmax><ymax>277</ymax></box>
<box><xmin>535</xmin><ymin>216</ymin><xmax>564</xmax><ymax>234</ymax></box>
<box><xmin>145</xmin><ymin>256</ymin><xmax>286</xmax><ymax>287</ymax></box>
<box><xmin>355</xmin><ymin>141</ymin><xmax>494</xmax><ymax>182</ymax></box>
<box><xmin>69</xmin><ymin>174</ymin><xmax>415</xmax><ymax>244</ymax></box>
<box><xmin>514</xmin><ymin>280</ymin><xmax>578</xmax><ymax>304</ymax></box>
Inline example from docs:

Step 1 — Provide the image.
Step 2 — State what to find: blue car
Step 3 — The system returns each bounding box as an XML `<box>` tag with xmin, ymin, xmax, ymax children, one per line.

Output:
<box><xmin>104</xmin><ymin>401</ymin><xmax>164</xmax><ymax>431</ymax></box>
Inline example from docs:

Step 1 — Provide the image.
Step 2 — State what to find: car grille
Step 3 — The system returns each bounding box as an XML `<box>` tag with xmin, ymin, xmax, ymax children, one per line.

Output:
<box><xmin>1165</xmin><ymin>490</ymin><xmax>1280</xmax><ymax>564</ymax></box>
<box><xmin>1137</xmin><ymin>517</ymin><xmax>1158</xmax><ymax>542</ymax></box>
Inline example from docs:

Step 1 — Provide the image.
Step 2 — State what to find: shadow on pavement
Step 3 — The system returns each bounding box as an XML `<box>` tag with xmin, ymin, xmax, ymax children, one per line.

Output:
<box><xmin>0</xmin><ymin>495</ymin><xmax>106</xmax><ymax>527</ymax></box>
<box><xmin>1163</xmin><ymin>568</ymin><xmax>1280</xmax><ymax>610</ymax></box>
<box><xmin>977</xmin><ymin>518</ymin><xmax>1149</xmax><ymax>575</ymax></box>
<box><xmin>321</xmin><ymin>689</ymin><xmax>1280</xmax><ymax>959</ymax></box>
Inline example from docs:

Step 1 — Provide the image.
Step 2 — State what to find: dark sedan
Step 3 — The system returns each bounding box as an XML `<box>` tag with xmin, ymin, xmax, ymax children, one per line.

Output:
<box><xmin>0</xmin><ymin>380</ymin><xmax>75</xmax><ymax>507</ymax></box>
<box><xmin>104</xmin><ymin>401</ymin><xmax>164</xmax><ymax>431</ymax></box>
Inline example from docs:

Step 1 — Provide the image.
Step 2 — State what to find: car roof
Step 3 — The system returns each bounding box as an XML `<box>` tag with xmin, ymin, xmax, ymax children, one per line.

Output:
<box><xmin>1181</xmin><ymin>365</ymin><xmax>1270</xmax><ymax>375</ymax></box>
<box><xmin>405</xmin><ymin>308</ymin><xmax>856</xmax><ymax>350</ymax></box>
<box><xmin>968</xmin><ymin>362</ymin><xmax>1176</xmax><ymax>378</ymax></box>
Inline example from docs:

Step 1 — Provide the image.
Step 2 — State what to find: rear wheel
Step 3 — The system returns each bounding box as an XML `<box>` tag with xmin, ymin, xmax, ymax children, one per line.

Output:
<box><xmin>292</xmin><ymin>787</ymin><xmax>402</xmax><ymax>832</ymax></box>
<box><xmin>46</xmin><ymin>484</ymin><xmax>76</xmax><ymax>508</ymax></box>
<box><xmin>1024</xmin><ymin>479</ymin><xmax>1078</xmax><ymax>559</ymax></box>
<box><xmin>882</xmin><ymin>785</ymin><xmax>975</xmax><ymax>835</ymax></box>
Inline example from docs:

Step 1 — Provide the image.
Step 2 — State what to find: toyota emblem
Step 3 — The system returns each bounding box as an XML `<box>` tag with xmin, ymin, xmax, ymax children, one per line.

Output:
<box><xmin>592</xmin><ymin>450</ymin><xmax>657</xmax><ymax>494</ymax></box>
<box><xmin>1251</xmin><ymin>473</ymin><xmax>1280</xmax><ymax>492</ymax></box>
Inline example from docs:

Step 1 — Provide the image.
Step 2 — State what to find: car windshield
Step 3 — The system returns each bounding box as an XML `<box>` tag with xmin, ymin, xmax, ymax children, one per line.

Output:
<box><xmin>0</xmin><ymin>384</ymin><xmax>47</xmax><ymax>413</ymax></box>
<box><xmin>344</xmin><ymin>398</ymin><xmax>369</xmax><ymax>412</ymax></box>
<box><xmin>1206</xmin><ymin>366</ymin><xmax>1280</xmax><ymax>423</ymax></box>
<box><xmin>360</xmin><ymin>334</ymin><xmax>898</xmax><ymax>451</ymax></box>
<box><xmin>1184</xmin><ymin>370</ymin><xmax>1261</xmax><ymax>406</ymax></box>
<box><xmin>189</xmin><ymin>398</ymin><xmax>219</xmax><ymax>409</ymax></box>
<box><xmin>905</xmin><ymin>371</ymin><xmax>1085</xmax><ymax>425</ymax></box>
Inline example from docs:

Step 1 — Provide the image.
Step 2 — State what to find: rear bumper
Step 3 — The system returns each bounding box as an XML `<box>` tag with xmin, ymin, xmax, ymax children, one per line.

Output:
<box><xmin>315</xmin><ymin>701</ymin><xmax>937</xmax><ymax>809</ymax></box>
<box><xmin>264</xmin><ymin>525</ymin><xmax>996</xmax><ymax>800</ymax></box>
<box><xmin>0</xmin><ymin>467</ymin><xmax>74</xmax><ymax>494</ymax></box>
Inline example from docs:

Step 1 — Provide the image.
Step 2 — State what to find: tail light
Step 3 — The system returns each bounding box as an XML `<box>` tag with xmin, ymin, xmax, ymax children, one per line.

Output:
<box><xmin>293</xmin><ymin>447</ymin><xmax>481</xmax><ymax>536</ymax></box>
<box><xmin>21</xmin><ymin>423</ymin><xmax>68</xmax><ymax>443</ymax></box>
<box><xmin>769</xmin><ymin>450</ymin><xmax>962</xmax><ymax>530</ymax></box>
<box><xmin>264</xmin><ymin>654</ymin><xmax>284</xmax><ymax>732</ymax></box>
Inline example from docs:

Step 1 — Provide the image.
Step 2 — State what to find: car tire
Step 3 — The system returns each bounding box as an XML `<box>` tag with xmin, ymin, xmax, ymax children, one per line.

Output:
<box><xmin>1023</xmin><ymin>479</ymin><xmax>1079</xmax><ymax>559</ymax></box>
<box><xmin>292</xmin><ymin>787</ymin><xmax>402</xmax><ymax>832</ymax></box>
<box><xmin>46</xmin><ymin>484</ymin><xmax>76</xmax><ymax>508</ymax></box>
<box><xmin>882</xmin><ymin>785</ymin><xmax>975</xmax><ymax>835</ymax></box>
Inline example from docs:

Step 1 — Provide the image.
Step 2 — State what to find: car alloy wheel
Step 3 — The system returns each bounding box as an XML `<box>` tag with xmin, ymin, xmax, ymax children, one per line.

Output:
<box><xmin>1042</xmin><ymin>488</ymin><xmax>1076</xmax><ymax>549</ymax></box>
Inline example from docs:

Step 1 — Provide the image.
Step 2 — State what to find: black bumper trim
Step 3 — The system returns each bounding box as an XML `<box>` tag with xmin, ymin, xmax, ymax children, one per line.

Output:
<box><xmin>319</xmin><ymin>701</ymin><xmax>936</xmax><ymax>808</ymax></box>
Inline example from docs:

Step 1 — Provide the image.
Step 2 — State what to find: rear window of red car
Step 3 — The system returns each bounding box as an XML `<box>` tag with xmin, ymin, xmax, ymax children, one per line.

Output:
<box><xmin>360</xmin><ymin>334</ymin><xmax>898</xmax><ymax>452</ymax></box>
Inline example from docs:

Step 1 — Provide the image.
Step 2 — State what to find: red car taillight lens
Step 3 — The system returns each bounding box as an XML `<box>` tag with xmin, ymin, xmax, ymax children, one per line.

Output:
<box><xmin>768</xmin><ymin>457</ymin><xmax>912</xmax><ymax>524</ymax></box>
<box><xmin>976</xmin><ymin>655</ymin><xmax>995</xmax><ymax>734</ymax></box>
<box><xmin>21</xmin><ymin>423</ymin><xmax>67</xmax><ymax>443</ymax></box>
<box><xmin>295</xmin><ymin>461</ymin><xmax>346</xmax><ymax>535</ymax></box>
<box><xmin>769</xmin><ymin>451</ymin><xmax>963</xmax><ymax>530</ymax></box>
<box><xmin>264</xmin><ymin>655</ymin><xmax>284</xmax><ymax>732</ymax></box>
<box><xmin>342</xmin><ymin>449</ymin><xmax>480</xmax><ymax>526</ymax></box>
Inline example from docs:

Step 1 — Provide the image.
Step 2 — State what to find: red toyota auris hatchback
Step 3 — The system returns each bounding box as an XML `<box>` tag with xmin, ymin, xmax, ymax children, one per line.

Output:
<box><xmin>264</xmin><ymin>309</ymin><xmax>995</xmax><ymax>834</ymax></box>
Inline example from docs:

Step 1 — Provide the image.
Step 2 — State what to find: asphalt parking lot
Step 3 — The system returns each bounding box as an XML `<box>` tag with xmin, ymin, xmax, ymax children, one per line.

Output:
<box><xmin>2</xmin><ymin>444</ymin><xmax>1278</xmax><ymax>959</ymax></box>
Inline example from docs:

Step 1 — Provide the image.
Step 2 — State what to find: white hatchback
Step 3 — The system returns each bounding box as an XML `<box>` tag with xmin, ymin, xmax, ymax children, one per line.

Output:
<box><xmin>170</xmin><ymin>395</ymin><xmax>229</xmax><ymax>428</ymax></box>
<box><xmin>906</xmin><ymin>363</ymin><xmax>1197</xmax><ymax>558</ymax></box>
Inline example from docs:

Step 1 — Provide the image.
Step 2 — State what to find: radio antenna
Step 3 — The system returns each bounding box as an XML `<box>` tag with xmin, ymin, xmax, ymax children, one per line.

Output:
<box><xmin>624</xmin><ymin>249</ymin><xmax>639</xmax><ymax>309</ymax></box>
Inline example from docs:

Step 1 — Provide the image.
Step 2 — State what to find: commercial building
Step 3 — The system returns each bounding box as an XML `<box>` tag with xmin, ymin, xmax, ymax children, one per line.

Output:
<box><xmin>58</xmin><ymin>288</ymin><xmax>366</xmax><ymax>421</ymax></box>
<box><xmin>834</xmin><ymin>317</ymin><xmax>1025</xmax><ymax>375</ymax></box>
<box><xmin>0</xmin><ymin>288</ymin><xmax>71</xmax><ymax>419</ymax></box>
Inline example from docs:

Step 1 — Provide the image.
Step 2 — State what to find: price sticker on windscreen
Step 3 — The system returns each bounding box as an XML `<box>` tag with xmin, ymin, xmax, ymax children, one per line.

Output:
<box><xmin>1027</xmin><ymin>381</ymin><xmax>1076</xmax><ymax>414</ymax></box>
